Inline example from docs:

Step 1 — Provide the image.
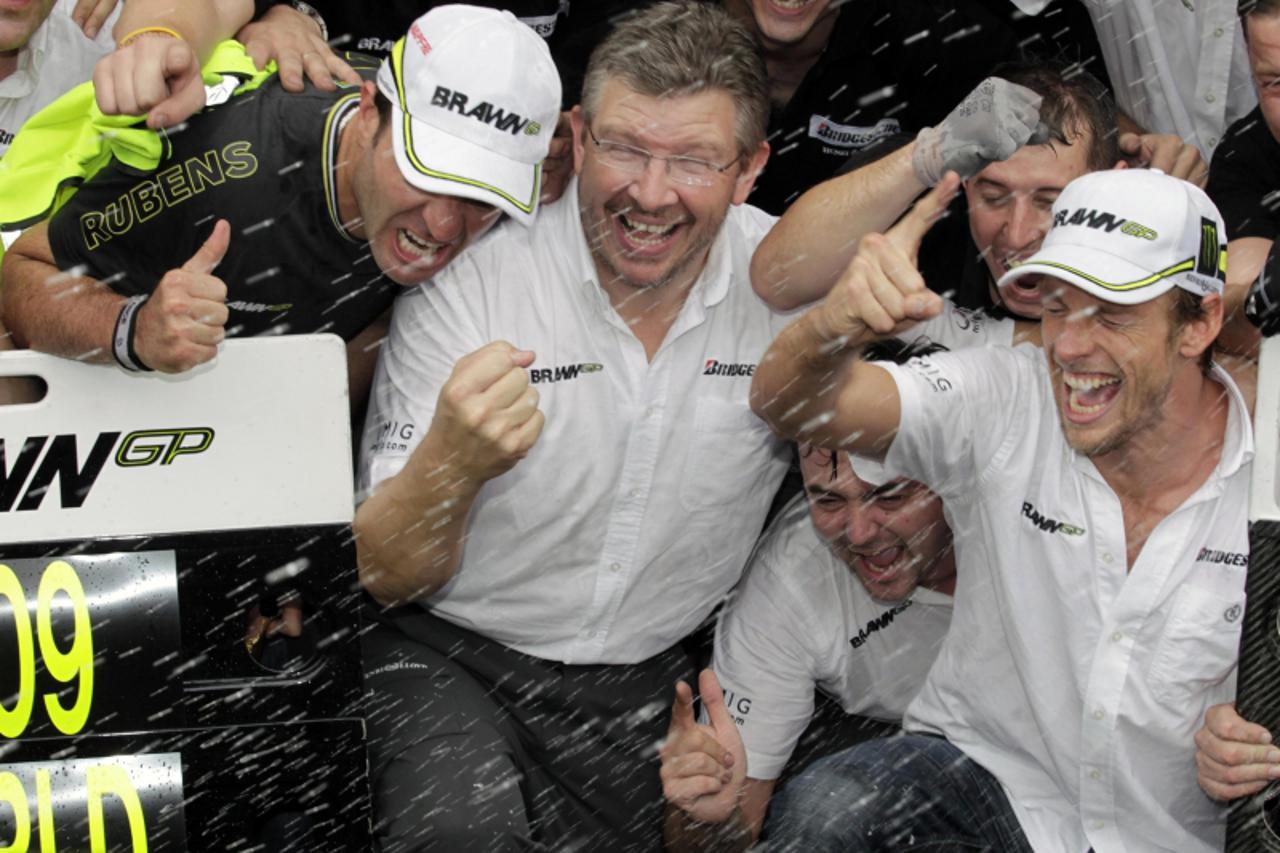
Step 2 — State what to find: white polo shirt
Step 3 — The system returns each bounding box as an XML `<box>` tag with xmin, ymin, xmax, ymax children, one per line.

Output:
<box><xmin>710</xmin><ymin>496</ymin><xmax>953</xmax><ymax>781</ymax></box>
<box><xmin>0</xmin><ymin>0</ymin><xmax>117</xmax><ymax>158</ymax></box>
<box><xmin>1081</xmin><ymin>0</ymin><xmax>1255</xmax><ymax>156</ymax></box>
<box><xmin>882</xmin><ymin>343</ymin><xmax>1251</xmax><ymax>853</ymax></box>
<box><xmin>359</xmin><ymin>179</ymin><xmax>1014</xmax><ymax>664</ymax></box>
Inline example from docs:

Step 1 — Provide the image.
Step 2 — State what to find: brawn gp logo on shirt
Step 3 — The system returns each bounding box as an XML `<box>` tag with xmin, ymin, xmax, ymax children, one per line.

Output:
<box><xmin>1020</xmin><ymin>501</ymin><xmax>1086</xmax><ymax>536</ymax></box>
<box><xmin>529</xmin><ymin>363</ymin><xmax>603</xmax><ymax>384</ymax></box>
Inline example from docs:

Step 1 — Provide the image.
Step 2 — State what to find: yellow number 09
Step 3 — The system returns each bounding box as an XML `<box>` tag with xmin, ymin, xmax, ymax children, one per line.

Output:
<box><xmin>0</xmin><ymin>561</ymin><xmax>95</xmax><ymax>738</ymax></box>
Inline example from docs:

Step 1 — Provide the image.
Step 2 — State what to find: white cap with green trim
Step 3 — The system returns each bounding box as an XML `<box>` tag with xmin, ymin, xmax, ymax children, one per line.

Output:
<box><xmin>997</xmin><ymin>169</ymin><xmax>1227</xmax><ymax>305</ymax></box>
<box><xmin>375</xmin><ymin>5</ymin><xmax>562</xmax><ymax>225</ymax></box>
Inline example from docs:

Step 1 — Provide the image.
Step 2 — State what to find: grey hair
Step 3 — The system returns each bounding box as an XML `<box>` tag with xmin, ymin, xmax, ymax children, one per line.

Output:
<box><xmin>580</xmin><ymin>1</ymin><xmax>769</xmax><ymax>156</ymax></box>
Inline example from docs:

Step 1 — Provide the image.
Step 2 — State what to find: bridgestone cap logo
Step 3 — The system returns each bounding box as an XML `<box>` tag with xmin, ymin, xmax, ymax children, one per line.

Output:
<box><xmin>431</xmin><ymin>86</ymin><xmax>535</xmax><ymax>136</ymax></box>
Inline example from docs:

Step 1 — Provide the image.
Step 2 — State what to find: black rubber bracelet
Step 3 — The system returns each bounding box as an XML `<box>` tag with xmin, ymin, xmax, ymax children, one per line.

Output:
<box><xmin>112</xmin><ymin>295</ymin><xmax>153</xmax><ymax>372</ymax></box>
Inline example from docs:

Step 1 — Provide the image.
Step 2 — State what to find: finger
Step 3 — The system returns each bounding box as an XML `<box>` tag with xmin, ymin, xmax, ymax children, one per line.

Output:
<box><xmin>244</xmin><ymin>36</ymin><xmax>272</xmax><ymax>71</ymax></box>
<box><xmin>449</xmin><ymin>343</ymin><xmax>525</xmax><ymax>397</ymax></box>
<box><xmin>890</xmin><ymin>172</ymin><xmax>960</xmax><ymax>255</ymax></box>
<box><xmin>186</xmin><ymin>297</ymin><xmax>230</xmax><ymax>327</ymax></box>
<box><xmin>277</xmin><ymin>50</ymin><xmax>306</xmax><ymax>92</ymax></box>
<box><xmin>183</xmin><ymin>319</ymin><xmax>227</xmax><ymax>347</ymax></box>
<box><xmin>303</xmin><ymin>49</ymin><xmax>336</xmax><ymax>91</ymax></box>
<box><xmin>481</xmin><ymin>364</ymin><xmax>533</xmax><ymax>411</ymax></box>
<box><xmin>1198</xmin><ymin>748</ymin><xmax>1280</xmax><ymax>786</ymax></box>
<box><xmin>83</xmin><ymin>0</ymin><xmax>116</xmax><ymax>39</ymax></box>
<box><xmin>669</xmin><ymin>680</ymin><xmax>696</xmax><ymax>731</ymax></box>
<box><xmin>147</xmin><ymin>70</ymin><xmax>207</xmax><ymax>129</ymax></box>
<box><xmin>92</xmin><ymin>59</ymin><xmax>121</xmax><ymax>115</ymax></box>
<box><xmin>182</xmin><ymin>220</ymin><xmax>232</xmax><ymax>275</ymax></box>
<box><xmin>1117</xmin><ymin>132</ymin><xmax>1142</xmax><ymax>156</ymax></box>
<box><xmin>1209</xmin><ymin>705</ymin><xmax>1274</xmax><ymax>745</ymax></box>
<box><xmin>1171</xmin><ymin>145</ymin><xmax>1203</xmax><ymax>183</ymax></box>
<box><xmin>699</xmin><ymin>670</ymin><xmax>734</xmax><ymax>735</ymax></box>
<box><xmin>1146</xmin><ymin>142</ymin><xmax>1178</xmax><ymax>174</ymax></box>
<box><xmin>668</xmin><ymin>775</ymin><xmax>724</xmax><ymax>807</ymax></box>
<box><xmin>329</xmin><ymin>54</ymin><xmax>362</xmax><ymax>88</ymax></box>
<box><xmin>668</xmin><ymin>751</ymin><xmax>730</xmax><ymax>781</ymax></box>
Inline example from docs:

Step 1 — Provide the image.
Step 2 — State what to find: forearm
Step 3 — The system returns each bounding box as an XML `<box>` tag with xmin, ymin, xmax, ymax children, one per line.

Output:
<box><xmin>751</xmin><ymin>144</ymin><xmax>924</xmax><ymax>310</ymax></box>
<box><xmin>353</xmin><ymin>435</ymin><xmax>484</xmax><ymax>606</ymax></box>
<box><xmin>1218</xmin><ymin>237</ymin><xmax>1271</xmax><ymax>358</ymax></box>
<box><xmin>663</xmin><ymin>803</ymin><xmax>753</xmax><ymax>853</ymax></box>
<box><xmin>113</xmin><ymin>0</ymin><xmax>253</xmax><ymax>59</ymax></box>
<box><xmin>1</xmin><ymin>229</ymin><xmax>119</xmax><ymax>363</ymax></box>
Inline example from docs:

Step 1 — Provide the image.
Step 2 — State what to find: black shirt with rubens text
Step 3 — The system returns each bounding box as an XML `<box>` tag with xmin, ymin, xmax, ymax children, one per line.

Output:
<box><xmin>48</xmin><ymin>57</ymin><xmax>397</xmax><ymax>342</ymax></box>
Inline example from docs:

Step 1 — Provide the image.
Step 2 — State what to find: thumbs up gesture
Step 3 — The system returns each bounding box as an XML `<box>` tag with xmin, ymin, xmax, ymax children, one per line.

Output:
<box><xmin>134</xmin><ymin>219</ymin><xmax>231</xmax><ymax>372</ymax></box>
<box><xmin>812</xmin><ymin>173</ymin><xmax>961</xmax><ymax>344</ymax></box>
<box><xmin>659</xmin><ymin>669</ymin><xmax>748</xmax><ymax>825</ymax></box>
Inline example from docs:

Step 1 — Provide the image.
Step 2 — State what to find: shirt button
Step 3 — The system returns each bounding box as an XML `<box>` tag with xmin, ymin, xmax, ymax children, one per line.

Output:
<box><xmin>644</xmin><ymin>406</ymin><xmax>658</xmax><ymax>418</ymax></box>
<box><xmin>1090</xmin><ymin>769</ymin><xmax>1102</xmax><ymax>781</ymax></box>
<box><xmin>1208</xmin><ymin>137</ymin><xmax>1219</xmax><ymax>148</ymax></box>
<box><xmin>1214</xmin><ymin>26</ymin><xmax>1224</xmax><ymax>37</ymax></box>
<box><xmin>1093</xmin><ymin>708</ymin><xmax>1105</xmax><ymax>720</ymax></box>
<box><xmin>628</xmin><ymin>488</ymin><xmax>640</xmax><ymax>498</ymax></box>
<box><xmin>1101</xmin><ymin>552</ymin><xmax>1114</xmax><ymax>564</ymax></box>
<box><xmin>1092</xmin><ymin>821</ymin><xmax>1105</xmax><ymax>830</ymax></box>
<box><xmin>1111</xmin><ymin>631</ymin><xmax>1124</xmax><ymax>642</ymax></box>
<box><xmin>1206</xmin><ymin>93</ymin><xmax>1217</xmax><ymax>103</ymax></box>
<box><xmin>609</xmin><ymin>562</ymin><xmax>622</xmax><ymax>572</ymax></box>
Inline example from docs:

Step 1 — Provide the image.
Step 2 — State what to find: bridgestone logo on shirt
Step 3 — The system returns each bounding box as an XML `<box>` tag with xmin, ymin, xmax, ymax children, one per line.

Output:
<box><xmin>849</xmin><ymin>599</ymin><xmax>912</xmax><ymax>649</ymax></box>
<box><xmin>431</xmin><ymin>86</ymin><xmax>536</xmax><ymax>135</ymax></box>
<box><xmin>703</xmin><ymin>360</ymin><xmax>755</xmax><ymax>377</ymax></box>
<box><xmin>1196</xmin><ymin>547</ymin><xmax>1248</xmax><ymax>568</ymax></box>
<box><xmin>1020</xmin><ymin>501</ymin><xmax>1086</xmax><ymax>536</ymax></box>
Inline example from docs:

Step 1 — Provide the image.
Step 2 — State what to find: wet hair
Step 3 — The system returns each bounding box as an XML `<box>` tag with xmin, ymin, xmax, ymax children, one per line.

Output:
<box><xmin>992</xmin><ymin>59</ymin><xmax>1120</xmax><ymax>171</ymax></box>
<box><xmin>802</xmin><ymin>338</ymin><xmax>950</xmax><ymax>480</ymax></box>
<box><xmin>1242</xmin><ymin>1</ymin><xmax>1280</xmax><ymax>19</ymax></box>
<box><xmin>374</xmin><ymin>88</ymin><xmax>393</xmax><ymax>137</ymax></box>
<box><xmin>580</xmin><ymin>1</ymin><xmax>769</xmax><ymax>156</ymax></box>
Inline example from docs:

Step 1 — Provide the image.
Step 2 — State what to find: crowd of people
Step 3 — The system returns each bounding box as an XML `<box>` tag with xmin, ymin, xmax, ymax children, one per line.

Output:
<box><xmin>3</xmin><ymin>0</ymin><xmax>1280</xmax><ymax>850</ymax></box>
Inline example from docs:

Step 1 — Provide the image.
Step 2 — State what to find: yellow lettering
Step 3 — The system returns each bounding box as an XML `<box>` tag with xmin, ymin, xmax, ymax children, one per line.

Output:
<box><xmin>0</xmin><ymin>771</ymin><xmax>30</xmax><ymax>852</ymax></box>
<box><xmin>0</xmin><ymin>563</ymin><xmax>34</xmax><ymax>738</ymax></box>
<box><xmin>37</xmin><ymin>560</ymin><xmax>94</xmax><ymax>735</ymax></box>
<box><xmin>130</xmin><ymin>181</ymin><xmax>165</xmax><ymax>224</ymax></box>
<box><xmin>36</xmin><ymin>769</ymin><xmax>53</xmax><ymax>853</ymax></box>
<box><xmin>155</xmin><ymin>164</ymin><xmax>191</xmax><ymax>205</ymax></box>
<box><xmin>184</xmin><ymin>149</ymin><xmax>225</xmax><ymax>194</ymax></box>
<box><xmin>80</xmin><ymin>211</ymin><xmax>112</xmax><ymax>252</ymax></box>
<box><xmin>86</xmin><ymin>764</ymin><xmax>148</xmax><ymax>853</ymax></box>
<box><xmin>221</xmin><ymin>140</ymin><xmax>258</xmax><ymax>180</ymax></box>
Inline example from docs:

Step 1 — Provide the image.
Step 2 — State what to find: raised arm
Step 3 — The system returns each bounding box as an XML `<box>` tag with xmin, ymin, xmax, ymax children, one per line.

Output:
<box><xmin>353</xmin><ymin>342</ymin><xmax>545</xmax><ymax>606</ymax></box>
<box><xmin>2</xmin><ymin>219</ymin><xmax>231</xmax><ymax>371</ymax></box>
<box><xmin>751</xmin><ymin>176</ymin><xmax>961</xmax><ymax>455</ymax></box>
<box><xmin>751</xmin><ymin>78</ymin><xmax>1043</xmax><ymax>311</ymax></box>
<box><xmin>95</xmin><ymin>0</ymin><xmax>255</xmax><ymax>128</ymax></box>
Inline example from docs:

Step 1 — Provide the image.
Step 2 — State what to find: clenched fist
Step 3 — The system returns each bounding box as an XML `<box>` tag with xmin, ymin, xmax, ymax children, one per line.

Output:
<box><xmin>430</xmin><ymin>341</ymin><xmax>545</xmax><ymax>485</ymax></box>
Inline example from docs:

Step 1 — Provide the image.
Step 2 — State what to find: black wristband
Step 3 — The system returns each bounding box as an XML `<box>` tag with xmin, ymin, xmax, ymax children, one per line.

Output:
<box><xmin>112</xmin><ymin>295</ymin><xmax>153</xmax><ymax>372</ymax></box>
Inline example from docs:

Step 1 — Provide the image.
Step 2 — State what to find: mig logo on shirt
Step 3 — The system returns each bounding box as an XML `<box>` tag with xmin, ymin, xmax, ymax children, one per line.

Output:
<box><xmin>529</xmin><ymin>363</ymin><xmax>603</xmax><ymax>384</ymax></box>
<box><xmin>1020</xmin><ymin>501</ymin><xmax>1086</xmax><ymax>536</ymax></box>
<box><xmin>431</xmin><ymin>87</ymin><xmax>540</xmax><ymax>136</ymax></box>
<box><xmin>703</xmin><ymin>359</ymin><xmax>755</xmax><ymax>377</ymax></box>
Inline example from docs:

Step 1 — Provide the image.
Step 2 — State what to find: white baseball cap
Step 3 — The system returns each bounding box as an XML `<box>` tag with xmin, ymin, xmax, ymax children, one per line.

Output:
<box><xmin>997</xmin><ymin>169</ymin><xmax>1227</xmax><ymax>305</ymax></box>
<box><xmin>375</xmin><ymin>6</ymin><xmax>562</xmax><ymax>225</ymax></box>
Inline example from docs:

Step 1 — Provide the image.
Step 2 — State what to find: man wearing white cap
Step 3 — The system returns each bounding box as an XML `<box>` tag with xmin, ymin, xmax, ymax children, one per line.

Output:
<box><xmin>750</xmin><ymin>168</ymin><xmax>1270</xmax><ymax>851</ymax></box>
<box><xmin>1</xmin><ymin>4</ymin><xmax>560</xmax><ymax>402</ymax></box>
<box><xmin>660</xmin><ymin>341</ymin><xmax>958</xmax><ymax>849</ymax></box>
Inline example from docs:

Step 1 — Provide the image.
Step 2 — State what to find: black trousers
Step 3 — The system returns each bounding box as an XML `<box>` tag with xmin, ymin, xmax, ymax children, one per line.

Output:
<box><xmin>362</xmin><ymin>604</ymin><xmax>698</xmax><ymax>852</ymax></box>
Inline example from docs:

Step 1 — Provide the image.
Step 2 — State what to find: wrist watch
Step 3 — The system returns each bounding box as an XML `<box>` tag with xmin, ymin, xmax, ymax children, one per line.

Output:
<box><xmin>288</xmin><ymin>0</ymin><xmax>328</xmax><ymax>42</ymax></box>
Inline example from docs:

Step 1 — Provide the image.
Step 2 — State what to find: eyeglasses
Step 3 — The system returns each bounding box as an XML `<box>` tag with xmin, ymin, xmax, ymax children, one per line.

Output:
<box><xmin>586</xmin><ymin>126</ymin><xmax>740</xmax><ymax>188</ymax></box>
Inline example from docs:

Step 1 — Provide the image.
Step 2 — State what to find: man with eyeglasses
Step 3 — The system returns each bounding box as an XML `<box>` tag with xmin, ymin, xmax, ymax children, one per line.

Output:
<box><xmin>353</xmin><ymin>2</ymin><xmax>1010</xmax><ymax>848</ymax></box>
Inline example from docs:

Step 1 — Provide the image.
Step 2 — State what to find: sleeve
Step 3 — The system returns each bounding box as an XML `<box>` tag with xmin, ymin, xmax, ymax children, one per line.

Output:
<box><xmin>356</xmin><ymin>257</ymin><xmax>488</xmax><ymax>499</ymax></box>
<box><xmin>710</xmin><ymin>539</ymin><xmax>825</xmax><ymax>781</ymax></box>
<box><xmin>877</xmin><ymin>345</ymin><xmax>1032</xmax><ymax>500</ymax></box>
<box><xmin>1207</xmin><ymin>120</ymin><xmax>1279</xmax><ymax>242</ymax></box>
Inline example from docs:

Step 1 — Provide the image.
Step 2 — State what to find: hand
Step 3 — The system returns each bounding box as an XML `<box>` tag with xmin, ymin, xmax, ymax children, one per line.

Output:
<box><xmin>913</xmin><ymin>77</ymin><xmax>1043</xmax><ymax>186</ymax></box>
<box><xmin>1194</xmin><ymin>702</ymin><xmax>1280</xmax><ymax>801</ymax></box>
<box><xmin>239</xmin><ymin>4</ymin><xmax>360</xmax><ymax>93</ymax></box>
<box><xmin>813</xmin><ymin>173</ymin><xmax>958</xmax><ymax>342</ymax></box>
<box><xmin>71</xmin><ymin>0</ymin><xmax>119</xmax><ymax>39</ymax></box>
<box><xmin>133</xmin><ymin>219</ymin><xmax>231</xmax><ymax>372</ymax></box>
<box><xmin>429</xmin><ymin>341</ymin><xmax>545</xmax><ymax>484</ymax></box>
<box><xmin>1119</xmin><ymin>132</ymin><xmax>1208</xmax><ymax>187</ymax></box>
<box><xmin>540</xmin><ymin>111</ymin><xmax>574</xmax><ymax>204</ymax></box>
<box><xmin>659</xmin><ymin>670</ymin><xmax>747</xmax><ymax>826</ymax></box>
<box><xmin>93</xmin><ymin>33</ymin><xmax>204</xmax><ymax>128</ymax></box>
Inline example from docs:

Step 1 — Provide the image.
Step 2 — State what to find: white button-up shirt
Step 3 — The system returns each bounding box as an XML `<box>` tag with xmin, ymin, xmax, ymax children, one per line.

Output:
<box><xmin>359</xmin><ymin>181</ymin><xmax>1015</xmax><ymax>664</ymax></box>
<box><xmin>0</xmin><ymin>0</ymin><xmax>117</xmax><ymax>158</ymax></box>
<box><xmin>711</xmin><ymin>496</ymin><xmax>953</xmax><ymax>781</ymax></box>
<box><xmin>1081</xmin><ymin>0</ymin><xmax>1256</xmax><ymax>157</ymax></box>
<box><xmin>358</xmin><ymin>185</ymin><xmax>794</xmax><ymax>664</ymax></box>
<box><xmin>883</xmin><ymin>344</ymin><xmax>1251</xmax><ymax>853</ymax></box>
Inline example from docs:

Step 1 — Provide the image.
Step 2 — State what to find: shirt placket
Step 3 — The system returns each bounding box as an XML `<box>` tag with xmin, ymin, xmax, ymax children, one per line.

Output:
<box><xmin>565</xmin><ymin>318</ymin><xmax>671</xmax><ymax>661</ymax></box>
<box><xmin>1078</xmin><ymin>484</ymin><xmax>1198</xmax><ymax>851</ymax></box>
